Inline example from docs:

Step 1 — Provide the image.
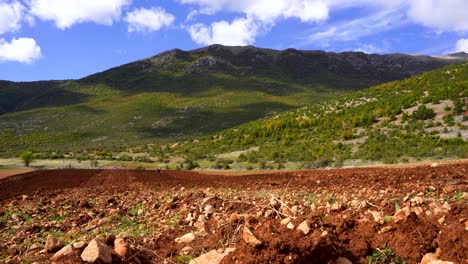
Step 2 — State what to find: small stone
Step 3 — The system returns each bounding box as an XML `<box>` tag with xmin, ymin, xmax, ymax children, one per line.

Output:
<box><xmin>137</xmin><ymin>209</ymin><xmax>144</xmax><ymax>216</ymax></box>
<box><xmin>379</xmin><ymin>226</ymin><xmax>396</xmax><ymax>233</ymax></box>
<box><xmin>50</xmin><ymin>245</ymin><xmax>73</xmax><ymax>262</ymax></box>
<box><xmin>189</xmin><ymin>248</ymin><xmax>234</xmax><ymax>264</ymax></box>
<box><xmin>438</xmin><ymin>215</ymin><xmax>446</xmax><ymax>225</ymax></box>
<box><xmin>367</xmin><ymin>210</ymin><xmax>384</xmax><ymax>224</ymax></box>
<box><xmin>98</xmin><ymin>217</ymin><xmax>111</xmax><ymax>226</ymax></box>
<box><xmin>45</xmin><ymin>235</ymin><xmax>65</xmax><ymax>253</ymax></box>
<box><xmin>350</xmin><ymin>199</ymin><xmax>361</xmax><ymax>208</ymax></box>
<box><xmin>420</xmin><ymin>249</ymin><xmax>454</xmax><ymax>264</ymax></box>
<box><xmin>430</xmin><ymin>163</ymin><xmax>439</xmax><ymax>168</ymax></box>
<box><xmin>72</xmin><ymin>241</ymin><xmax>87</xmax><ymax>249</ymax></box>
<box><xmin>175</xmin><ymin>233</ymin><xmax>196</xmax><ymax>243</ymax></box>
<box><xmin>243</xmin><ymin>227</ymin><xmax>262</xmax><ymax>247</ymax></box>
<box><xmin>280</xmin><ymin>217</ymin><xmax>291</xmax><ymax>225</ymax></box>
<box><xmin>297</xmin><ymin>220</ymin><xmax>311</xmax><ymax>235</ymax></box>
<box><xmin>321</xmin><ymin>230</ymin><xmax>328</xmax><ymax>237</ymax></box>
<box><xmin>21</xmin><ymin>195</ymin><xmax>28</xmax><ymax>201</ymax></box>
<box><xmin>204</xmin><ymin>205</ymin><xmax>215</xmax><ymax>215</ymax></box>
<box><xmin>109</xmin><ymin>208</ymin><xmax>120</xmax><ymax>215</ymax></box>
<box><xmin>287</xmin><ymin>222</ymin><xmax>295</xmax><ymax>229</ymax></box>
<box><xmin>80</xmin><ymin>239</ymin><xmax>112</xmax><ymax>263</ymax></box>
<box><xmin>198</xmin><ymin>215</ymin><xmax>207</xmax><ymax>223</ymax></box>
<box><xmin>412</xmin><ymin>196</ymin><xmax>424</xmax><ymax>206</ymax></box>
<box><xmin>281</xmin><ymin>206</ymin><xmax>293</xmax><ymax>217</ymax></box>
<box><xmin>180</xmin><ymin>246</ymin><xmax>193</xmax><ymax>255</ymax></box>
<box><xmin>331</xmin><ymin>202</ymin><xmax>343</xmax><ymax>211</ymax></box>
<box><xmin>412</xmin><ymin>206</ymin><xmax>423</xmax><ymax>216</ymax></box>
<box><xmin>335</xmin><ymin>257</ymin><xmax>353</xmax><ymax>264</ymax></box>
<box><xmin>393</xmin><ymin>207</ymin><xmax>411</xmax><ymax>223</ymax></box>
<box><xmin>114</xmin><ymin>238</ymin><xmax>129</xmax><ymax>258</ymax></box>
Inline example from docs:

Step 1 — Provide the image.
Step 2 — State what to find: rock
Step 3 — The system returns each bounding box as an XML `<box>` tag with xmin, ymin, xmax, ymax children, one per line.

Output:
<box><xmin>393</xmin><ymin>207</ymin><xmax>411</xmax><ymax>223</ymax></box>
<box><xmin>180</xmin><ymin>246</ymin><xmax>193</xmax><ymax>255</ymax></box>
<box><xmin>45</xmin><ymin>235</ymin><xmax>65</xmax><ymax>253</ymax></box>
<box><xmin>137</xmin><ymin>209</ymin><xmax>144</xmax><ymax>216</ymax></box>
<box><xmin>80</xmin><ymin>239</ymin><xmax>112</xmax><ymax>263</ymax></box>
<box><xmin>430</xmin><ymin>162</ymin><xmax>439</xmax><ymax>168</ymax></box>
<box><xmin>421</xmin><ymin>248</ymin><xmax>454</xmax><ymax>264</ymax></box>
<box><xmin>287</xmin><ymin>222</ymin><xmax>295</xmax><ymax>229</ymax></box>
<box><xmin>243</xmin><ymin>227</ymin><xmax>262</xmax><ymax>247</ymax></box>
<box><xmin>114</xmin><ymin>238</ymin><xmax>129</xmax><ymax>258</ymax></box>
<box><xmin>412</xmin><ymin>206</ymin><xmax>423</xmax><ymax>216</ymax></box>
<box><xmin>98</xmin><ymin>217</ymin><xmax>111</xmax><ymax>226</ymax></box>
<box><xmin>297</xmin><ymin>220</ymin><xmax>311</xmax><ymax>235</ymax></box>
<box><xmin>331</xmin><ymin>202</ymin><xmax>343</xmax><ymax>211</ymax></box>
<box><xmin>442</xmin><ymin>186</ymin><xmax>455</xmax><ymax>194</ymax></box>
<box><xmin>411</xmin><ymin>196</ymin><xmax>424</xmax><ymax>206</ymax></box>
<box><xmin>335</xmin><ymin>257</ymin><xmax>353</xmax><ymax>264</ymax></box>
<box><xmin>281</xmin><ymin>206</ymin><xmax>293</xmax><ymax>217</ymax></box>
<box><xmin>204</xmin><ymin>205</ymin><xmax>215</xmax><ymax>215</ymax></box>
<box><xmin>198</xmin><ymin>215</ymin><xmax>207</xmax><ymax>223</ymax></box>
<box><xmin>189</xmin><ymin>248</ymin><xmax>235</xmax><ymax>264</ymax></box>
<box><xmin>50</xmin><ymin>245</ymin><xmax>73</xmax><ymax>262</ymax></box>
<box><xmin>379</xmin><ymin>226</ymin><xmax>396</xmax><ymax>233</ymax></box>
<box><xmin>350</xmin><ymin>199</ymin><xmax>361</xmax><ymax>208</ymax></box>
<box><xmin>109</xmin><ymin>208</ymin><xmax>120</xmax><ymax>215</ymax></box>
<box><xmin>431</xmin><ymin>202</ymin><xmax>451</xmax><ymax>215</ymax></box>
<box><xmin>72</xmin><ymin>241</ymin><xmax>87</xmax><ymax>249</ymax></box>
<box><xmin>11</xmin><ymin>213</ymin><xmax>19</xmax><ymax>221</ymax></box>
<box><xmin>281</xmin><ymin>217</ymin><xmax>291</xmax><ymax>225</ymax></box>
<box><xmin>321</xmin><ymin>230</ymin><xmax>328</xmax><ymax>237</ymax></box>
<box><xmin>438</xmin><ymin>215</ymin><xmax>446</xmax><ymax>225</ymax></box>
<box><xmin>21</xmin><ymin>195</ymin><xmax>28</xmax><ymax>201</ymax></box>
<box><xmin>367</xmin><ymin>210</ymin><xmax>385</xmax><ymax>224</ymax></box>
<box><xmin>175</xmin><ymin>233</ymin><xmax>196</xmax><ymax>243</ymax></box>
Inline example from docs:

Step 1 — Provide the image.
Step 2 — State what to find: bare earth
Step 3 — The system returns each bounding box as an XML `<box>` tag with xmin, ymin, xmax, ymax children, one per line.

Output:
<box><xmin>0</xmin><ymin>169</ymin><xmax>35</xmax><ymax>180</ymax></box>
<box><xmin>0</xmin><ymin>162</ymin><xmax>466</xmax><ymax>263</ymax></box>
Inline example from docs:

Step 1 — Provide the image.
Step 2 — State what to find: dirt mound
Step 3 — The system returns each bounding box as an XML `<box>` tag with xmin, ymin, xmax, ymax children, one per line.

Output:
<box><xmin>0</xmin><ymin>162</ymin><xmax>467</xmax><ymax>263</ymax></box>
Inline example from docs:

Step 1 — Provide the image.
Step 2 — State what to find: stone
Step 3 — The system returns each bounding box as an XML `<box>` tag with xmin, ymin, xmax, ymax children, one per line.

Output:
<box><xmin>321</xmin><ymin>230</ymin><xmax>328</xmax><ymax>237</ymax></box>
<box><xmin>442</xmin><ymin>186</ymin><xmax>455</xmax><ymax>194</ymax></box>
<box><xmin>335</xmin><ymin>257</ymin><xmax>353</xmax><ymax>264</ymax></box>
<box><xmin>72</xmin><ymin>241</ymin><xmax>87</xmax><ymax>249</ymax></box>
<box><xmin>393</xmin><ymin>207</ymin><xmax>411</xmax><ymax>223</ymax></box>
<box><xmin>45</xmin><ymin>235</ymin><xmax>65</xmax><ymax>253</ymax></box>
<box><xmin>331</xmin><ymin>202</ymin><xmax>343</xmax><ymax>211</ymax></box>
<box><xmin>109</xmin><ymin>208</ymin><xmax>120</xmax><ymax>215</ymax></box>
<box><xmin>21</xmin><ymin>195</ymin><xmax>28</xmax><ymax>201</ymax></box>
<box><xmin>297</xmin><ymin>220</ymin><xmax>311</xmax><ymax>235</ymax></box>
<box><xmin>379</xmin><ymin>226</ymin><xmax>396</xmax><ymax>233</ymax></box>
<box><xmin>50</xmin><ymin>245</ymin><xmax>73</xmax><ymax>262</ymax></box>
<box><xmin>280</xmin><ymin>217</ymin><xmax>291</xmax><ymax>225</ymax></box>
<box><xmin>438</xmin><ymin>215</ymin><xmax>446</xmax><ymax>225</ymax></box>
<box><xmin>175</xmin><ymin>233</ymin><xmax>196</xmax><ymax>243</ymax></box>
<box><xmin>98</xmin><ymin>217</ymin><xmax>111</xmax><ymax>226</ymax></box>
<box><xmin>243</xmin><ymin>227</ymin><xmax>262</xmax><ymax>247</ymax></box>
<box><xmin>114</xmin><ymin>238</ymin><xmax>129</xmax><ymax>258</ymax></box>
<box><xmin>421</xmin><ymin>249</ymin><xmax>454</xmax><ymax>264</ymax></box>
<box><xmin>412</xmin><ymin>196</ymin><xmax>424</xmax><ymax>206</ymax></box>
<box><xmin>180</xmin><ymin>246</ymin><xmax>193</xmax><ymax>255</ymax></box>
<box><xmin>281</xmin><ymin>206</ymin><xmax>293</xmax><ymax>217</ymax></box>
<box><xmin>80</xmin><ymin>239</ymin><xmax>112</xmax><ymax>263</ymax></box>
<box><xmin>204</xmin><ymin>205</ymin><xmax>215</xmax><ymax>215</ymax></box>
<box><xmin>287</xmin><ymin>222</ymin><xmax>295</xmax><ymax>229</ymax></box>
<box><xmin>189</xmin><ymin>248</ymin><xmax>235</xmax><ymax>264</ymax></box>
<box><xmin>367</xmin><ymin>210</ymin><xmax>385</xmax><ymax>224</ymax></box>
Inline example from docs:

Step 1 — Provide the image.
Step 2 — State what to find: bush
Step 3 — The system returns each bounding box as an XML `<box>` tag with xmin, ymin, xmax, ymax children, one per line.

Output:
<box><xmin>19</xmin><ymin>150</ymin><xmax>35</xmax><ymax>167</ymax></box>
<box><xmin>412</xmin><ymin>105</ymin><xmax>435</xmax><ymax>120</ymax></box>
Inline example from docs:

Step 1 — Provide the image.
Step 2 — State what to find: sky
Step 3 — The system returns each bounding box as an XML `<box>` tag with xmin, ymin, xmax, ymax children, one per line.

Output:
<box><xmin>0</xmin><ymin>0</ymin><xmax>467</xmax><ymax>81</ymax></box>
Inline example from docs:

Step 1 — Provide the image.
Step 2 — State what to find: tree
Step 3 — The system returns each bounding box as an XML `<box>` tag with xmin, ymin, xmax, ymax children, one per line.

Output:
<box><xmin>19</xmin><ymin>150</ymin><xmax>35</xmax><ymax>167</ymax></box>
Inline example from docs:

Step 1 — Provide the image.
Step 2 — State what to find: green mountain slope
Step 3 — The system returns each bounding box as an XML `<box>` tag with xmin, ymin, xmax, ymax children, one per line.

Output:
<box><xmin>170</xmin><ymin>63</ymin><xmax>468</xmax><ymax>167</ymax></box>
<box><xmin>0</xmin><ymin>45</ymin><xmax>465</xmax><ymax>157</ymax></box>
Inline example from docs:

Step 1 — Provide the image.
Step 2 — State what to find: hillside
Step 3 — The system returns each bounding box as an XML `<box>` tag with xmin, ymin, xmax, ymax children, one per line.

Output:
<box><xmin>168</xmin><ymin>63</ymin><xmax>468</xmax><ymax>168</ymax></box>
<box><xmin>0</xmin><ymin>45</ymin><xmax>466</xmax><ymax>156</ymax></box>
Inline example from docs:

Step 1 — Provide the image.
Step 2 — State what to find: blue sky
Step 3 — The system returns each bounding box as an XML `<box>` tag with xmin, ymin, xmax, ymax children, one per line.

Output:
<box><xmin>0</xmin><ymin>0</ymin><xmax>467</xmax><ymax>81</ymax></box>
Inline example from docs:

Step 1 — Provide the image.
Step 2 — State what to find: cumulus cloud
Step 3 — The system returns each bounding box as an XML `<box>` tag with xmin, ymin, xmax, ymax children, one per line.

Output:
<box><xmin>408</xmin><ymin>0</ymin><xmax>468</xmax><ymax>32</ymax></box>
<box><xmin>29</xmin><ymin>0</ymin><xmax>131</xmax><ymax>29</ymax></box>
<box><xmin>125</xmin><ymin>7</ymin><xmax>175</xmax><ymax>32</ymax></box>
<box><xmin>188</xmin><ymin>17</ymin><xmax>258</xmax><ymax>46</ymax></box>
<box><xmin>0</xmin><ymin>1</ymin><xmax>26</xmax><ymax>34</ymax></box>
<box><xmin>0</xmin><ymin>38</ymin><xmax>42</xmax><ymax>63</ymax></box>
<box><xmin>455</xmin><ymin>39</ymin><xmax>468</xmax><ymax>53</ymax></box>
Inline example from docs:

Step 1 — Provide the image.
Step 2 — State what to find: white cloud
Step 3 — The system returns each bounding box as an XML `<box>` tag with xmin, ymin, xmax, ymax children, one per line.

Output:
<box><xmin>408</xmin><ymin>0</ymin><xmax>468</xmax><ymax>32</ymax></box>
<box><xmin>188</xmin><ymin>17</ymin><xmax>258</xmax><ymax>46</ymax></box>
<box><xmin>302</xmin><ymin>9</ymin><xmax>407</xmax><ymax>46</ymax></box>
<box><xmin>455</xmin><ymin>39</ymin><xmax>468</xmax><ymax>53</ymax></box>
<box><xmin>0</xmin><ymin>38</ymin><xmax>42</xmax><ymax>63</ymax></box>
<box><xmin>0</xmin><ymin>1</ymin><xmax>26</xmax><ymax>34</ymax></box>
<box><xmin>178</xmin><ymin>0</ymin><xmax>329</xmax><ymax>24</ymax></box>
<box><xmin>125</xmin><ymin>7</ymin><xmax>175</xmax><ymax>32</ymax></box>
<box><xmin>29</xmin><ymin>0</ymin><xmax>131</xmax><ymax>29</ymax></box>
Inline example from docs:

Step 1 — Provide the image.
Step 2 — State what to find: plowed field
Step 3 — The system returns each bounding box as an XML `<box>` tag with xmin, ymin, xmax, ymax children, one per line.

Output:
<box><xmin>0</xmin><ymin>161</ymin><xmax>467</xmax><ymax>263</ymax></box>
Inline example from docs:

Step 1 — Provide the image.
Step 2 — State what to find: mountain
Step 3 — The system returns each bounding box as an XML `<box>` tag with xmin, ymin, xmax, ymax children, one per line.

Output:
<box><xmin>169</xmin><ymin>62</ymin><xmax>468</xmax><ymax>167</ymax></box>
<box><xmin>0</xmin><ymin>45</ymin><xmax>466</xmax><ymax>156</ymax></box>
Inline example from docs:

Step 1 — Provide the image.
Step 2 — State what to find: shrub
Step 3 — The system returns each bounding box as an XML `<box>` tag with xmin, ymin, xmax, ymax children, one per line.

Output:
<box><xmin>412</xmin><ymin>105</ymin><xmax>435</xmax><ymax>120</ymax></box>
<box><xmin>19</xmin><ymin>150</ymin><xmax>35</xmax><ymax>167</ymax></box>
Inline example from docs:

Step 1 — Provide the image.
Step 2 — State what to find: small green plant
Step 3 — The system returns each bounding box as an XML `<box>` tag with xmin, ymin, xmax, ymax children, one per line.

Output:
<box><xmin>166</xmin><ymin>213</ymin><xmax>181</xmax><ymax>227</ymax></box>
<box><xmin>384</xmin><ymin>215</ymin><xmax>392</xmax><ymax>222</ymax></box>
<box><xmin>130</xmin><ymin>204</ymin><xmax>145</xmax><ymax>216</ymax></box>
<box><xmin>366</xmin><ymin>244</ymin><xmax>406</xmax><ymax>264</ymax></box>
<box><xmin>174</xmin><ymin>254</ymin><xmax>194</xmax><ymax>264</ymax></box>
<box><xmin>394</xmin><ymin>202</ymin><xmax>401</xmax><ymax>211</ymax></box>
